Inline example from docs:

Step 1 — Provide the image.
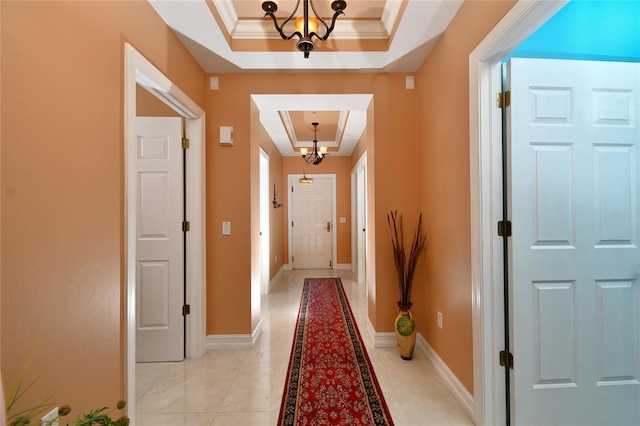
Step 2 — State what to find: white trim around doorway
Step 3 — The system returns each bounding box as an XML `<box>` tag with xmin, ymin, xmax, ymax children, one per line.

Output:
<box><xmin>468</xmin><ymin>1</ymin><xmax>568</xmax><ymax>424</ymax></box>
<box><xmin>124</xmin><ymin>43</ymin><xmax>207</xmax><ymax>424</ymax></box>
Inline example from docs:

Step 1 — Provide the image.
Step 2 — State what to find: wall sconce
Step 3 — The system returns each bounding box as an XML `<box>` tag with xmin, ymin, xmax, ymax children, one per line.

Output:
<box><xmin>273</xmin><ymin>183</ymin><xmax>283</xmax><ymax>208</ymax></box>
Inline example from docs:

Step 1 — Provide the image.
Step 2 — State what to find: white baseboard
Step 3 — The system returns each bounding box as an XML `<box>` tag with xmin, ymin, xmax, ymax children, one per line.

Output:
<box><xmin>367</xmin><ymin>319</ymin><xmax>396</xmax><ymax>348</ymax></box>
<box><xmin>206</xmin><ymin>320</ymin><xmax>262</xmax><ymax>350</ymax></box>
<box><xmin>268</xmin><ymin>265</ymin><xmax>286</xmax><ymax>293</ymax></box>
<box><xmin>334</xmin><ymin>263</ymin><xmax>352</xmax><ymax>270</ymax></box>
<box><xmin>416</xmin><ymin>334</ymin><xmax>475</xmax><ymax>422</ymax></box>
<box><xmin>280</xmin><ymin>264</ymin><xmax>352</xmax><ymax>272</ymax></box>
<box><xmin>368</xmin><ymin>325</ymin><xmax>475</xmax><ymax>422</ymax></box>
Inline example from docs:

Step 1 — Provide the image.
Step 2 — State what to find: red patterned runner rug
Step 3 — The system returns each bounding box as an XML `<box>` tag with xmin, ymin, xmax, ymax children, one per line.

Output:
<box><xmin>278</xmin><ymin>277</ymin><xmax>394</xmax><ymax>426</ymax></box>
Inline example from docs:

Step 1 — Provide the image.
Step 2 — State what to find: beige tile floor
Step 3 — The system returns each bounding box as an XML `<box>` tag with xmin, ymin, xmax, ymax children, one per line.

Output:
<box><xmin>136</xmin><ymin>270</ymin><xmax>474</xmax><ymax>426</ymax></box>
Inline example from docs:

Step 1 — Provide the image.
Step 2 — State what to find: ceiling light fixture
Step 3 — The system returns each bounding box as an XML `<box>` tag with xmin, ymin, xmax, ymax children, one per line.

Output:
<box><xmin>261</xmin><ymin>0</ymin><xmax>347</xmax><ymax>58</ymax></box>
<box><xmin>299</xmin><ymin>171</ymin><xmax>313</xmax><ymax>184</ymax></box>
<box><xmin>300</xmin><ymin>122</ymin><xmax>327</xmax><ymax>165</ymax></box>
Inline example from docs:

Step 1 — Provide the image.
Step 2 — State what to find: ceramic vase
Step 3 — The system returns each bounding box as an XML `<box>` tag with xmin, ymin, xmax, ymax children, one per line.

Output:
<box><xmin>395</xmin><ymin>310</ymin><xmax>416</xmax><ymax>360</ymax></box>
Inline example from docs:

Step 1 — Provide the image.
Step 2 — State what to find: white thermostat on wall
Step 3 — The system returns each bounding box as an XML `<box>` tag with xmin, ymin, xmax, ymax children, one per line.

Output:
<box><xmin>220</xmin><ymin>126</ymin><xmax>234</xmax><ymax>145</ymax></box>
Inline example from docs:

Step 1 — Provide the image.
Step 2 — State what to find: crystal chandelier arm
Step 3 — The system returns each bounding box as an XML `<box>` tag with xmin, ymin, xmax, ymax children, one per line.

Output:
<box><xmin>263</xmin><ymin>0</ymin><xmax>303</xmax><ymax>41</ymax></box>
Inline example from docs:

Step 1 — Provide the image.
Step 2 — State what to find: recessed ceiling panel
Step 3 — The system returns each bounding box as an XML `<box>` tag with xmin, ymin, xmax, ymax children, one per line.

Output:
<box><xmin>290</xmin><ymin>111</ymin><xmax>340</xmax><ymax>143</ymax></box>
<box><xmin>233</xmin><ymin>0</ymin><xmax>387</xmax><ymax>20</ymax></box>
<box><xmin>254</xmin><ymin>94</ymin><xmax>372</xmax><ymax>157</ymax></box>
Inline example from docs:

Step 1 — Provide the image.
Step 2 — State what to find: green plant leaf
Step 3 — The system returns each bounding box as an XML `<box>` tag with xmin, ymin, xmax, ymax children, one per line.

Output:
<box><xmin>396</xmin><ymin>313</ymin><xmax>415</xmax><ymax>336</ymax></box>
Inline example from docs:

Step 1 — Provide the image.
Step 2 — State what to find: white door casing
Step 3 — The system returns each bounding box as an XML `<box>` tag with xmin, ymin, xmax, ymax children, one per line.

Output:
<box><xmin>469</xmin><ymin>2</ymin><xmax>572</xmax><ymax>424</ymax></box>
<box><xmin>356</xmin><ymin>157</ymin><xmax>367</xmax><ymax>283</ymax></box>
<box><xmin>259</xmin><ymin>148</ymin><xmax>270</xmax><ymax>294</ymax></box>
<box><xmin>135</xmin><ymin>117</ymin><xmax>184</xmax><ymax>362</ymax></box>
<box><xmin>508</xmin><ymin>58</ymin><xmax>640</xmax><ymax>425</ymax></box>
<box><xmin>289</xmin><ymin>175</ymin><xmax>335</xmax><ymax>269</ymax></box>
<box><xmin>125</xmin><ymin>43</ymin><xmax>206</xmax><ymax>424</ymax></box>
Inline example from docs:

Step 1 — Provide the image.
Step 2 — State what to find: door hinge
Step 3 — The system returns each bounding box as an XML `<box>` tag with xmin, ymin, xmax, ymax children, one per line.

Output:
<box><xmin>497</xmin><ymin>220</ymin><xmax>512</xmax><ymax>237</ymax></box>
<box><xmin>500</xmin><ymin>350</ymin><xmax>514</xmax><ymax>369</ymax></box>
<box><xmin>182</xmin><ymin>137</ymin><xmax>190</xmax><ymax>149</ymax></box>
<box><xmin>329</xmin><ymin>260</ymin><xmax>332</xmax><ymax>268</ymax></box>
<box><xmin>497</xmin><ymin>91</ymin><xmax>511</xmax><ymax>109</ymax></box>
<box><xmin>292</xmin><ymin>256</ymin><xmax>294</xmax><ymax>263</ymax></box>
<box><xmin>182</xmin><ymin>304</ymin><xmax>191</xmax><ymax>316</ymax></box>
<box><xmin>182</xmin><ymin>221</ymin><xmax>191</xmax><ymax>232</ymax></box>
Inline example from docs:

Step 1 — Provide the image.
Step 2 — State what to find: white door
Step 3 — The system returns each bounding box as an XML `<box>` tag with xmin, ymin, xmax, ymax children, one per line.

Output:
<box><xmin>291</xmin><ymin>176</ymin><xmax>333</xmax><ymax>269</ymax></box>
<box><xmin>135</xmin><ymin>117</ymin><xmax>184</xmax><ymax>362</ymax></box>
<box><xmin>508</xmin><ymin>58</ymin><xmax>640</xmax><ymax>425</ymax></box>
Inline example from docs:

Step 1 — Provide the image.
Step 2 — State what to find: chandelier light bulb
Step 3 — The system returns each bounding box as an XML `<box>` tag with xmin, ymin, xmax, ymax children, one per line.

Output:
<box><xmin>295</xmin><ymin>16</ymin><xmax>319</xmax><ymax>34</ymax></box>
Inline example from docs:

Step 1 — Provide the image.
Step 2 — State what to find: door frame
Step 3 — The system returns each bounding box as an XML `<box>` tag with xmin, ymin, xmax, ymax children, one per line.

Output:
<box><xmin>124</xmin><ymin>43</ymin><xmax>207</xmax><ymax>423</ymax></box>
<box><xmin>287</xmin><ymin>173</ymin><xmax>337</xmax><ymax>269</ymax></box>
<box><xmin>468</xmin><ymin>1</ymin><xmax>568</xmax><ymax>424</ymax></box>
<box><xmin>351</xmin><ymin>152</ymin><xmax>367</xmax><ymax>282</ymax></box>
<box><xmin>259</xmin><ymin>147</ymin><xmax>270</xmax><ymax>294</ymax></box>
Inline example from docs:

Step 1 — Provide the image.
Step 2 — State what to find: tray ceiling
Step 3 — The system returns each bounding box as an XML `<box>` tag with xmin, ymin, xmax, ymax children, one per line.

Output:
<box><xmin>148</xmin><ymin>0</ymin><xmax>463</xmax><ymax>157</ymax></box>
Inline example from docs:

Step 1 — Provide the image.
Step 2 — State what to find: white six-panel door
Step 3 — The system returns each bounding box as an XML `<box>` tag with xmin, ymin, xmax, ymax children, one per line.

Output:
<box><xmin>291</xmin><ymin>177</ymin><xmax>333</xmax><ymax>269</ymax></box>
<box><xmin>508</xmin><ymin>58</ymin><xmax>640</xmax><ymax>425</ymax></box>
<box><xmin>135</xmin><ymin>117</ymin><xmax>184</xmax><ymax>362</ymax></box>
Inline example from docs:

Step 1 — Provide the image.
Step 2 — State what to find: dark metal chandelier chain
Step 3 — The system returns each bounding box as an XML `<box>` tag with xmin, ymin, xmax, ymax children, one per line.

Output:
<box><xmin>302</xmin><ymin>122</ymin><xmax>326</xmax><ymax>165</ymax></box>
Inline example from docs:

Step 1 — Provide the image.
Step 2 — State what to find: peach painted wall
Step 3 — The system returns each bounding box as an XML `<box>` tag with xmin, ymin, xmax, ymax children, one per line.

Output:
<box><xmin>1</xmin><ymin>0</ymin><xmax>205</xmax><ymax>415</ymax></box>
<box><xmin>414</xmin><ymin>0</ymin><xmax>516</xmax><ymax>393</ymax></box>
<box><xmin>281</xmin><ymin>156</ymin><xmax>353</xmax><ymax>267</ymax></box>
<box><xmin>204</xmin><ymin>73</ymin><xmax>418</xmax><ymax>336</ymax></box>
<box><xmin>367</xmin><ymin>76</ymin><xmax>419</xmax><ymax>332</ymax></box>
<box><xmin>0</xmin><ymin>0</ymin><xmax>3</xmax><ymax>368</ymax></box>
<box><xmin>136</xmin><ymin>84</ymin><xmax>180</xmax><ymax>117</ymax></box>
<box><xmin>350</xmin><ymin>130</ymin><xmax>369</xmax><ymax>170</ymax></box>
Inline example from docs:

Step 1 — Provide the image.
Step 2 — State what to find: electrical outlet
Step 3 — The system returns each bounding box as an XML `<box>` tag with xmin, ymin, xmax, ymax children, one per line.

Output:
<box><xmin>41</xmin><ymin>407</ymin><xmax>58</xmax><ymax>426</ymax></box>
<box><xmin>437</xmin><ymin>311</ymin><xmax>443</xmax><ymax>329</ymax></box>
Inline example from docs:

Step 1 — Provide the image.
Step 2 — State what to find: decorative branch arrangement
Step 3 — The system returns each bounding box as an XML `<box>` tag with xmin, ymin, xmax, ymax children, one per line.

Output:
<box><xmin>387</xmin><ymin>210</ymin><xmax>427</xmax><ymax>312</ymax></box>
<box><xmin>272</xmin><ymin>183</ymin><xmax>282</xmax><ymax>209</ymax></box>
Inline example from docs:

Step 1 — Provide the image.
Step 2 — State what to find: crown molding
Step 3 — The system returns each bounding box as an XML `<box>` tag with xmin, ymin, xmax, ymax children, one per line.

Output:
<box><xmin>212</xmin><ymin>0</ymin><xmax>238</xmax><ymax>34</ymax></box>
<box><xmin>212</xmin><ymin>0</ymin><xmax>397</xmax><ymax>40</ymax></box>
<box><xmin>232</xmin><ymin>19</ymin><xmax>389</xmax><ymax>40</ymax></box>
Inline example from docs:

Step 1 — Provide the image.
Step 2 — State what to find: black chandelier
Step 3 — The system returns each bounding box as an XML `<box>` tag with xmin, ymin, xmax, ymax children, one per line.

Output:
<box><xmin>301</xmin><ymin>122</ymin><xmax>327</xmax><ymax>165</ymax></box>
<box><xmin>261</xmin><ymin>0</ymin><xmax>347</xmax><ymax>58</ymax></box>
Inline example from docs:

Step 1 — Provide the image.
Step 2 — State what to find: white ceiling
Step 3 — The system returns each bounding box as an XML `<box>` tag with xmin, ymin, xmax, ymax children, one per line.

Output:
<box><xmin>148</xmin><ymin>0</ymin><xmax>463</xmax><ymax>157</ymax></box>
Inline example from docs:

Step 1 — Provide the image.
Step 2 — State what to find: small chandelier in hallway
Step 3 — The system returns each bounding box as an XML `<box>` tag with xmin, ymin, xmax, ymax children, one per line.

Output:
<box><xmin>261</xmin><ymin>0</ymin><xmax>347</xmax><ymax>58</ymax></box>
<box><xmin>301</xmin><ymin>122</ymin><xmax>327</xmax><ymax>165</ymax></box>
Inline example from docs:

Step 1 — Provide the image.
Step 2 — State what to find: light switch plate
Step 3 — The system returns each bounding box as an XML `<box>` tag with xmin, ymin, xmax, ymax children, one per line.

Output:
<box><xmin>222</xmin><ymin>221</ymin><xmax>231</xmax><ymax>235</ymax></box>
